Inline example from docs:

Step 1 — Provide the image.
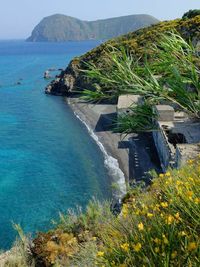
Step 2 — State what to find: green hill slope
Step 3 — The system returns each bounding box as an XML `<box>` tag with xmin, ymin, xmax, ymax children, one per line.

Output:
<box><xmin>27</xmin><ymin>14</ymin><xmax>159</xmax><ymax>42</ymax></box>
<box><xmin>45</xmin><ymin>15</ymin><xmax>200</xmax><ymax>95</ymax></box>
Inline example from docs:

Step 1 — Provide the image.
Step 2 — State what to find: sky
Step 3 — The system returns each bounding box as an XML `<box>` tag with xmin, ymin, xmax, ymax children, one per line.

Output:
<box><xmin>0</xmin><ymin>0</ymin><xmax>199</xmax><ymax>39</ymax></box>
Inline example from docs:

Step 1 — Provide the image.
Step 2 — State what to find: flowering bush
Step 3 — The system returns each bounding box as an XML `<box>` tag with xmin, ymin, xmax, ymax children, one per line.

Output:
<box><xmin>30</xmin><ymin>158</ymin><xmax>200</xmax><ymax>266</ymax></box>
<box><xmin>95</xmin><ymin>158</ymin><xmax>200</xmax><ymax>266</ymax></box>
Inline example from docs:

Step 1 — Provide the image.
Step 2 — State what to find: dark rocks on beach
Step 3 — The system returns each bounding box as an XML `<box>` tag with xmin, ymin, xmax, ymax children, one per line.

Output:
<box><xmin>45</xmin><ymin>63</ymin><xmax>78</xmax><ymax>95</ymax></box>
<box><xmin>44</xmin><ymin>58</ymin><xmax>91</xmax><ymax>95</ymax></box>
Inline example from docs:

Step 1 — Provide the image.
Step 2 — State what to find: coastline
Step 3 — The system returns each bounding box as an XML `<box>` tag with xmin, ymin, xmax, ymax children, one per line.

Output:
<box><xmin>66</xmin><ymin>96</ymin><xmax>162</xmax><ymax>194</ymax></box>
<box><xmin>66</xmin><ymin>96</ymin><xmax>129</xmax><ymax>199</ymax></box>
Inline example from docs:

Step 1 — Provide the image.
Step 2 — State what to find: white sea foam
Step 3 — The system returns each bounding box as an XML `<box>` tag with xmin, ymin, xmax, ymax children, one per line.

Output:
<box><xmin>74</xmin><ymin>111</ymin><xmax>127</xmax><ymax>199</ymax></box>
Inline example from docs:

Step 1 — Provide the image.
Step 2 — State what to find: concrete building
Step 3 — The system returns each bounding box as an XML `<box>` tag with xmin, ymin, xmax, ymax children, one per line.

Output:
<box><xmin>153</xmin><ymin>105</ymin><xmax>200</xmax><ymax>171</ymax></box>
<box><xmin>117</xmin><ymin>94</ymin><xmax>143</xmax><ymax>116</ymax></box>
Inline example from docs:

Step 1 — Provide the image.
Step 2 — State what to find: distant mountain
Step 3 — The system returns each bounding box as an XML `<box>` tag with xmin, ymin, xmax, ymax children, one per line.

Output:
<box><xmin>27</xmin><ymin>14</ymin><xmax>159</xmax><ymax>42</ymax></box>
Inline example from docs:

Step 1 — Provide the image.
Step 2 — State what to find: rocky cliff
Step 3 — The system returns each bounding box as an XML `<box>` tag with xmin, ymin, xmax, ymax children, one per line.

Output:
<box><xmin>27</xmin><ymin>14</ymin><xmax>159</xmax><ymax>42</ymax></box>
<box><xmin>45</xmin><ymin>15</ymin><xmax>200</xmax><ymax>96</ymax></box>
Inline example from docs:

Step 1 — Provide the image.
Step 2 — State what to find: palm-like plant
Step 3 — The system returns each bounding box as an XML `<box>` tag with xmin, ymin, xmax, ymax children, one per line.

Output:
<box><xmin>81</xmin><ymin>32</ymin><xmax>200</xmax><ymax>132</ymax></box>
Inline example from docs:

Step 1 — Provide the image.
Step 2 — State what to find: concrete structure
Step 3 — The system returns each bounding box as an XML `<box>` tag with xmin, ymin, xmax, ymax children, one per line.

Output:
<box><xmin>155</xmin><ymin>105</ymin><xmax>174</xmax><ymax>122</ymax></box>
<box><xmin>175</xmin><ymin>144</ymin><xmax>200</xmax><ymax>168</ymax></box>
<box><xmin>117</xmin><ymin>94</ymin><xmax>143</xmax><ymax>116</ymax></box>
<box><xmin>153</xmin><ymin>104</ymin><xmax>200</xmax><ymax>171</ymax></box>
<box><xmin>116</xmin><ymin>95</ymin><xmax>200</xmax><ymax>172</ymax></box>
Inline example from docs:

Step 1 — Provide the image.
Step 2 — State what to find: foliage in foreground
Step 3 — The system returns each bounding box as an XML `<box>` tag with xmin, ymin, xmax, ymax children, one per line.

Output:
<box><xmin>82</xmin><ymin>32</ymin><xmax>200</xmax><ymax>113</ymax></box>
<box><xmin>1</xmin><ymin>225</ymin><xmax>34</xmax><ymax>267</ymax></box>
<box><xmin>81</xmin><ymin>31</ymin><xmax>200</xmax><ymax>133</ymax></box>
<box><xmin>5</xmin><ymin>158</ymin><xmax>199</xmax><ymax>266</ymax></box>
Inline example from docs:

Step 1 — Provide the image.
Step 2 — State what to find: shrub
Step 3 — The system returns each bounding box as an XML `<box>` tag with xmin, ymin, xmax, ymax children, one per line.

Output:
<box><xmin>29</xmin><ymin>158</ymin><xmax>200</xmax><ymax>266</ymax></box>
<box><xmin>182</xmin><ymin>10</ymin><xmax>200</xmax><ymax>20</ymax></box>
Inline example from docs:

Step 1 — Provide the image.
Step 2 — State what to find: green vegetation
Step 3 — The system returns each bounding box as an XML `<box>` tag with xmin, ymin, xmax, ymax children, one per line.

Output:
<box><xmin>27</xmin><ymin>14</ymin><xmax>158</xmax><ymax>42</ymax></box>
<box><xmin>2</xmin><ymin>225</ymin><xmax>34</xmax><ymax>266</ymax></box>
<box><xmin>81</xmin><ymin>32</ymin><xmax>200</xmax><ymax>132</ymax></box>
<box><xmin>3</xmin><ymin>158</ymin><xmax>199</xmax><ymax>266</ymax></box>
<box><xmin>46</xmin><ymin>15</ymin><xmax>200</xmax><ymax>95</ymax></box>
<box><xmin>116</xmin><ymin>102</ymin><xmax>158</xmax><ymax>134</ymax></box>
<box><xmin>182</xmin><ymin>9</ymin><xmax>200</xmax><ymax>19</ymax></box>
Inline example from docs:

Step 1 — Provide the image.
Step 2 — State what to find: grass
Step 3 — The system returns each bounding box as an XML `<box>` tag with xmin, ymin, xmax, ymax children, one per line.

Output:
<box><xmin>96</xmin><ymin>158</ymin><xmax>200</xmax><ymax>266</ymax></box>
<box><xmin>12</xmin><ymin>157</ymin><xmax>198</xmax><ymax>266</ymax></box>
<box><xmin>0</xmin><ymin>225</ymin><xmax>34</xmax><ymax>267</ymax></box>
<box><xmin>115</xmin><ymin>102</ymin><xmax>158</xmax><ymax>134</ymax></box>
<box><xmin>81</xmin><ymin>32</ymin><xmax>200</xmax><ymax>133</ymax></box>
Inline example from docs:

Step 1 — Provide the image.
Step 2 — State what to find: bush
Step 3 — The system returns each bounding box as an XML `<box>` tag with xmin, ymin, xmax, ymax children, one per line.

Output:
<box><xmin>182</xmin><ymin>10</ymin><xmax>200</xmax><ymax>19</ymax></box>
<box><xmin>30</xmin><ymin>158</ymin><xmax>200</xmax><ymax>266</ymax></box>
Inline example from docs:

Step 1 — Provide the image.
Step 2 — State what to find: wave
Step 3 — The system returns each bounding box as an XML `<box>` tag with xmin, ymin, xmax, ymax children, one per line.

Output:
<box><xmin>73</xmin><ymin>111</ymin><xmax>127</xmax><ymax>199</ymax></box>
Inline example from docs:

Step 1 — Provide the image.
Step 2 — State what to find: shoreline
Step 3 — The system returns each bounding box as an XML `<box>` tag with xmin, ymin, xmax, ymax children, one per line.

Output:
<box><xmin>66</xmin><ymin>96</ymin><xmax>162</xmax><ymax>191</ymax></box>
<box><xmin>66</xmin><ymin>96</ymin><xmax>129</xmax><ymax>199</ymax></box>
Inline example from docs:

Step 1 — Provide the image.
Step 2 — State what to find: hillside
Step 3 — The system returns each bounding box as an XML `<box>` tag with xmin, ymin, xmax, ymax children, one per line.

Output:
<box><xmin>45</xmin><ymin>15</ymin><xmax>200</xmax><ymax>95</ymax></box>
<box><xmin>27</xmin><ymin>14</ymin><xmax>159</xmax><ymax>42</ymax></box>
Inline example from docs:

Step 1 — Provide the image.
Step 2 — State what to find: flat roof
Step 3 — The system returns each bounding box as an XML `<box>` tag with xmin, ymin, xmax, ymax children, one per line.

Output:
<box><xmin>117</xmin><ymin>95</ymin><xmax>142</xmax><ymax>109</ymax></box>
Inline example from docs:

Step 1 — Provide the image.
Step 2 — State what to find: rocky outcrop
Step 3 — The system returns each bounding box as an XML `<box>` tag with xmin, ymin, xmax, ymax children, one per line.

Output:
<box><xmin>45</xmin><ymin>15</ymin><xmax>200</xmax><ymax>96</ymax></box>
<box><xmin>45</xmin><ymin>59</ymin><xmax>81</xmax><ymax>95</ymax></box>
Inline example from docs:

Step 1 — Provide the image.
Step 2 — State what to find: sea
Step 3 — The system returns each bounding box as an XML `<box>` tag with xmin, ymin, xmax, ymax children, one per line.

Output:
<box><xmin>0</xmin><ymin>40</ymin><xmax>113</xmax><ymax>249</ymax></box>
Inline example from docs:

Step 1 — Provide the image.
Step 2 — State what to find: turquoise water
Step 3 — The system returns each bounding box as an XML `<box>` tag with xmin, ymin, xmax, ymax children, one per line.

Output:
<box><xmin>0</xmin><ymin>40</ymin><xmax>112</xmax><ymax>249</ymax></box>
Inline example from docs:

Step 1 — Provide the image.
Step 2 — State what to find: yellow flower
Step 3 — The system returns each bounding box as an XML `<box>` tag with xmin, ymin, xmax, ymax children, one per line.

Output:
<box><xmin>133</xmin><ymin>243</ymin><xmax>142</xmax><ymax>252</ymax></box>
<box><xmin>174</xmin><ymin>212</ymin><xmax>181</xmax><ymax>222</ymax></box>
<box><xmin>120</xmin><ymin>243</ymin><xmax>129</xmax><ymax>252</ymax></box>
<box><xmin>188</xmin><ymin>242</ymin><xmax>197</xmax><ymax>251</ymax></box>
<box><xmin>176</xmin><ymin>180</ymin><xmax>183</xmax><ymax>186</ymax></box>
<box><xmin>159</xmin><ymin>173</ymin><xmax>164</xmax><ymax>178</ymax></box>
<box><xmin>178</xmin><ymin>231</ymin><xmax>187</xmax><ymax>237</ymax></box>
<box><xmin>161</xmin><ymin>202</ymin><xmax>168</xmax><ymax>208</ymax></box>
<box><xmin>186</xmin><ymin>191</ymin><xmax>193</xmax><ymax>199</ymax></box>
<box><xmin>122</xmin><ymin>205</ymin><xmax>129</xmax><ymax>218</ymax></box>
<box><xmin>171</xmin><ymin>251</ymin><xmax>177</xmax><ymax>259</ymax></box>
<box><xmin>97</xmin><ymin>251</ymin><xmax>105</xmax><ymax>257</ymax></box>
<box><xmin>154</xmin><ymin>247</ymin><xmax>160</xmax><ymax>253</ymax></box>
<box><xmin>188</xmin><ymin>177</ymin><xmax>194</xmax><ymax>182</ymax></box>
<box><xmin>166</xmin><ymin>215</ymin><xmax>174</xmax><ymax>225</ymax></box>
<box><xmin>92</xmin><ymin>236</ymin><xmax>97</xmax><ymax>241</ymax></box>
<box><xmin>138</xmin><ymin>222</ymin><xmax>144</xmax><ymax>231</ymax></box>
<box><xmin>162</xmin><ymin>234</ymin><xmax>169</xmax><ymax>244</ymax></box>
<box><xmin>165</xmin><ymin>172</ymin><xmax>171</xmax><ymax>177</ymax></box>
<box><xmin>194</xmin><ymin>198</ymin><xmax>200</xmax><ymax>204</ymax></box>
<box><xmin>154</xmin><ymin>238</ymin><xmax>161</xmax><ymax>244</ymax></box>
<box><xmin>147</xmin><ymin>212</ymin><xmax>154</xmax><ymax>218</ymax></box>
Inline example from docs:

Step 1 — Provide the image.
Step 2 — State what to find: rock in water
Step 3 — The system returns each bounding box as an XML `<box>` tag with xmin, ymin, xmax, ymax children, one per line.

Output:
<box><xmin>44</xmin><ymin>71</ymin><xmax>51</xmax><ymax>79</ymax></box>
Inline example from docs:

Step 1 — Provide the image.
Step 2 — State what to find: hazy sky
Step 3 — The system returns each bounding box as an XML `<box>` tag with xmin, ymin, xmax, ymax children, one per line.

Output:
<box><xmin>0</xmin><ymin>0</ymin><xmax>199</xmax><ymax>39</ymax></box>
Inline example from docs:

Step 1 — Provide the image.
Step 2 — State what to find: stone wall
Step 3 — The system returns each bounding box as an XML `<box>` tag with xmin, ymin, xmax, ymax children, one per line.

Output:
<box><xmin>152</xmin><ymin>124</ymin><xmax>174</xmax><ymax>171</ymax></box>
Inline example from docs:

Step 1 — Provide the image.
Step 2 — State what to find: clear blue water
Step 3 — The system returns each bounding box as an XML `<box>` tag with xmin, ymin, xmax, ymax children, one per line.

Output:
<box><xmin>0</xmin><ymin>40</ymin><xmax>111</xmax><ymax>249</ymax></box>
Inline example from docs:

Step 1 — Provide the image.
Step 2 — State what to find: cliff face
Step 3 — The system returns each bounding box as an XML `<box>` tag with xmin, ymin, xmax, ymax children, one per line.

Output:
<box><xmin>45</xmin><ymin>15</ymin><xmax>200</xmax><ymax>96</ymax></box>
<box><xmin>27</xmin><ymin>14</ymin><xmax>159</xmax><ymax>42</ymax></box>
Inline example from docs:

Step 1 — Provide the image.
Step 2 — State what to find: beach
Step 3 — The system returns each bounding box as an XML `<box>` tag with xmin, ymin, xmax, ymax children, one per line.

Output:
<box><xmin>67</xmin><ymin>95</ymin><xmax>161</xmax><ymax>192</ymax></box>
<box><xmin>67</xmin><ymin>96</ymin><xmax>128</xmax><ymax>197</ymax></box>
